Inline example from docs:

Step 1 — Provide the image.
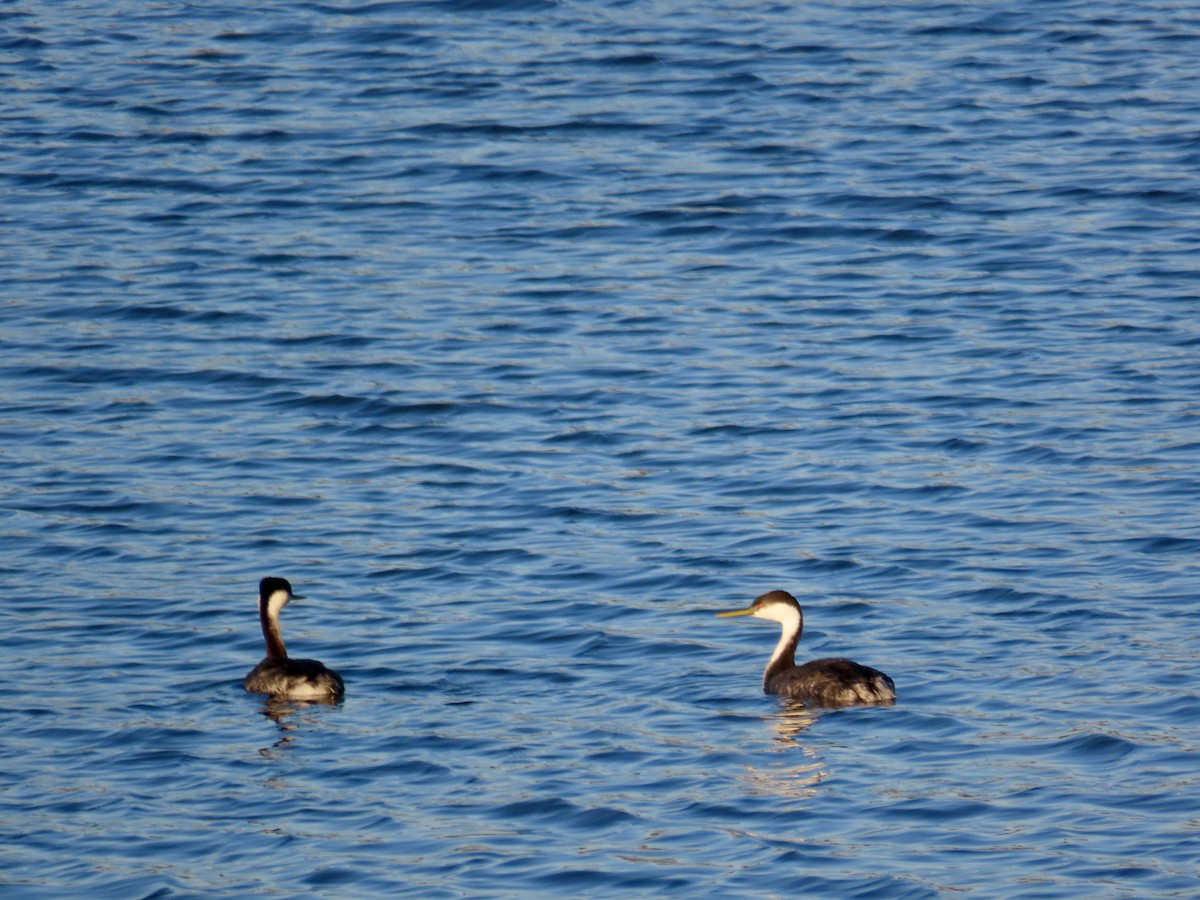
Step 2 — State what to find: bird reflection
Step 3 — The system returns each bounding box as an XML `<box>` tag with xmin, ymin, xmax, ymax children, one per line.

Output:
<box><xmin>769</xmin><ymin>702</ymin><xmax>821</xmax><ymax>746</ymax></box>
<box><xmin>254</xmin><ymin>695</ymin><xmax>342</xmax><ymax>758</ymax></box>
<box><xmin>737</xmin><ymin>704</ymin><xmax>828</xmax><ymax>800</ymax></box>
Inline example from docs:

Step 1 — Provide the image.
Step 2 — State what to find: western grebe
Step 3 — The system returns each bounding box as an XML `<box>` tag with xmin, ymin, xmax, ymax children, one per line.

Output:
<box><xmin>716</xmin><ymin>590</ymin><xmax>895</xmax><ymax>707</ymax></box>
<box><xmin>243</xmin><ymin>577</ymin><xmax>344</xmax><ymax>700</ymax></box>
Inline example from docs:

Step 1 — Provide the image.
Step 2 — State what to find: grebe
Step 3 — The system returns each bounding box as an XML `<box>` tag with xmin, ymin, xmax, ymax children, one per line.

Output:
<box><xmin>716</xmin><ymin>590</ymin><xmax>895</xmax><ymax>707</ymax></box>
<box><xmin>243</xmin><ymin>577</ymin><xmax>344</xmax><ymax>700</ymax></box>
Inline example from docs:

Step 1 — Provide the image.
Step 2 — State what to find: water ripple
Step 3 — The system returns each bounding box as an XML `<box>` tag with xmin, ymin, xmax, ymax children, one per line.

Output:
<box><xmin>2</xmin><ymin>0</ymin><xmax>1199</xmax><ymax>898</ymax></box>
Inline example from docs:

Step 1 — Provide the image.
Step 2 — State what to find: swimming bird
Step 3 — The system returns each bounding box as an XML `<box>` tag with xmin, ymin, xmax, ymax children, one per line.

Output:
<box><xmin>243</xmin><ymin>577</ymin><xmax>344</xmax><ymax>700</ymax></box>
<box><xmin>716</xmin><ymin>590</ymin><xmax>895</xmax><ymax>707</ymax></box>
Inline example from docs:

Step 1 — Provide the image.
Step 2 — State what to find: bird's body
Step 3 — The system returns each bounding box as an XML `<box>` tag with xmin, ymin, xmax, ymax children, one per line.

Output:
<box><xmin>243</xmin><ymin>577</ymin><xmax>344</xmax><ymax>700</ymax></box>
<box><xmin>243</xmin><ymin>655</ymin><xmax>344</xmax><ymax>700</ymax></box>
<box><xmin>766</xmin><ymin>657</ymin><xmax>895</xmax><ymax>707</ymax></box>
<box><xmin>717</xmin><ymin>590</ymin><xmax>894</xmax><ymax>708</ymax></box>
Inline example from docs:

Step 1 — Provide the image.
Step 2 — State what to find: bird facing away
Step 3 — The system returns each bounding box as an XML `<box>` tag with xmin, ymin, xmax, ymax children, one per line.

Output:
<box><xmin>243</xmin><ymin>577</ymin><xmax>344</xmax><ymax>700</ymax></box>
<box><xmin>716</xmin><ymin>589</ymin><xmax>895</xmax><ymax>708</ymax></box>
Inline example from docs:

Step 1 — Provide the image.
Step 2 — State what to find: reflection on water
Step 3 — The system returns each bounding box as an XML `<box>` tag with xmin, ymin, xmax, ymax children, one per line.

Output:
<box><xmin>255</xmin><ymin>695</ymin><xmax>343</xmax><ymax>757</ymax></box>
<box><xmin>740</xmin><ymin>754</ymin><xmax>828</xmax><ymax>801</ymax></box>
<box><xmin>769</xmin><ymin>703</ymin><xmax>822</xmax><ymax>747</ymax></box>
<box><xmin>738</xmin><ymin>704</ymin><xmax>828</xmax><ymax>800</ymax></box>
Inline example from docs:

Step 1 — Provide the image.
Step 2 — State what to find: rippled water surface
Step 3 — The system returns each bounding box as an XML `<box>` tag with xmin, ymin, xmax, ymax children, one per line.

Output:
<box><xmin>3</xmin><ymin>1</ymin><xmax>1200</xmax><ymax>897</ymax></box>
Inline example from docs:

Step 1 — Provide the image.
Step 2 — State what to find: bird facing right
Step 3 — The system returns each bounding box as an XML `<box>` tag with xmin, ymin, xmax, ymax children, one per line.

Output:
<box><xmin>243</xmin><ymin>576</ymin><xmax>344</xmax><ymax>700</ymax></box>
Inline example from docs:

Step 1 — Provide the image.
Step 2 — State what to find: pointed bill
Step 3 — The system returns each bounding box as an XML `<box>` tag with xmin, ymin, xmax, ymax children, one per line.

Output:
<box><xmin>715</xmin><ymin>606</ymin><xmax>755</xmax><ymax>617</ymax></box>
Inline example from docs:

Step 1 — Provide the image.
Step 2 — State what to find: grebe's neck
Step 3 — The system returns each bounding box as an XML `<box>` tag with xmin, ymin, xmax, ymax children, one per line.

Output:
<box><xmin>259</xmin><ymin>590</ymin><xmax>289</xmax><ymax>659</ymax></box>
<box><xmin>762</xmin><ymin>604</ymin><xmax>802</xmax><ymax>688</ymax></box>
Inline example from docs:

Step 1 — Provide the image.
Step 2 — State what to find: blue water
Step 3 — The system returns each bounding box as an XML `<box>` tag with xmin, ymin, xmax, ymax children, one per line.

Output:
<box><xmin>2</xmin><ymin>1</ymin><xmax>1199</xmax><ymax>896</ymax></box>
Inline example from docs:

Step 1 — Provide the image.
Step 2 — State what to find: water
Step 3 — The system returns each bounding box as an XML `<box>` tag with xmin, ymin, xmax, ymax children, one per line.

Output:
<box><xmin>2</xmin><ymin>1</ymin><xmax>1199</xmax><ymax>896</ymax></box>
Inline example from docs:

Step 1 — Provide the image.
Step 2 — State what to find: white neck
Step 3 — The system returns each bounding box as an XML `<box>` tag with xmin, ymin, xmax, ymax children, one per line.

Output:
<box><xmin>261</xmin><ymin>589</ymin><xmax>290</xmax><ymax>658</ymax></box>
<box><xmin>760</xmin><ymin>604</ymin><xmax>801</xmax><ymax>669</ymax></box>
<box><xmin>266</xmin><ymin>589</ymin><xmax>290</xmax><ymax>619</ymax></box>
